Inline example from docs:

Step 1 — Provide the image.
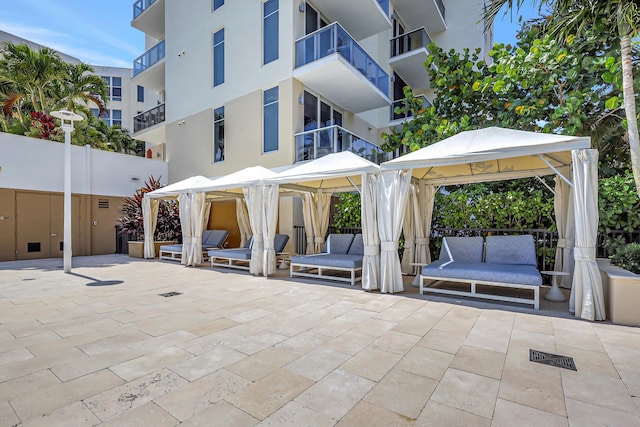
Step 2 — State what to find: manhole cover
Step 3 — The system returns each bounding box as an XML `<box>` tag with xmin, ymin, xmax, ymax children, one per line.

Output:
<box><xmin>159</xmin><ymin>292</ymin><xmax>182</xmax><ymax>297</ymax></box>
<box><xmin>529</xmin><ymin>349</ymin><xmax>576</xmax><ymax>371</ymax></box>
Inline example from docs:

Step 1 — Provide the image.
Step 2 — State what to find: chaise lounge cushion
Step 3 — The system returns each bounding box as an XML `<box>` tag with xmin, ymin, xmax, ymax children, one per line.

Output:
<box><xmin>439</xmin><ymin>236</ymin><xmax>484</xmax><ymax>263</ymax></box>
<box><xmin>485</xmin><ymin>235</ymin><xmax>537</xmax><ymax>266</ymax></box>
<box><xmin>208</xmin><ymin>234</ymin><xmax>289</xmax><ymax>260</ymax></box>
<box><xmin>321</xmin><ymin>233</ymin><xmax>355</xmax><ymax>254</ymax></box>
<box><xmin>423</xmin><ymin>261</ymin><xmax>542</xmax><ymax>286</ymax></box>
<box><xmin>202</xmin><ymin>229</ymin><xmax>229</xmax><ymax>249</ymax></box>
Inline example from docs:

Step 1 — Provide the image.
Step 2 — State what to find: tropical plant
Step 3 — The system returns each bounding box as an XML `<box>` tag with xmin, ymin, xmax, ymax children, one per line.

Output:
<box><xmin>483</xmin><ymin>0</ymin><xmax>640</xmax><ymax>196</ymax></box>
<box><xmin>332</xmin><ymin>192</ymin><xmax>362</xmax><ymax>228</ymax></box>
<box><xmin>54</xmin><ymin>62</ymin><xmax>107</xmax><ymax>114</ymax></box>
<box><xmin>606</xmin><ymin>237</ymin><xmax>640</xmax><ymax>274</ymax></box>
<box><xmin>598</xmin><ymin>170</ymin><xmax>640</xmax><ymax>233</ymax></box>
<box><xmin>117</xmin><ymin>176</ymin><xmax>182</xmax><ymax>242</ymax></box>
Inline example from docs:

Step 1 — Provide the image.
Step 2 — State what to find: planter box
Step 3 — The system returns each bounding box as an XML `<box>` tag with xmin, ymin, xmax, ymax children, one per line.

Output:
<box><xmin>597</xmin><ymin>258</ymin><xmax>640</xmax><ymax>327</ymax></box>
<box><xmin>127</xmin><ymin>241</ymin><xmax>177</xmax><ymax>259</ymax></box>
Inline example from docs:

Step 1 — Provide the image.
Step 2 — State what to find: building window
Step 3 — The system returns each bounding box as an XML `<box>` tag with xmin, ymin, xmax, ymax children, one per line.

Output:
<box><xmin>213</xmin><ymin>106</ymin><xmax>225</xmax><ymax>162</ymax></box>
<box><xmin>213</xmin><ymin>28</ymin><xmax>225</xmax><ymax>86</ymax></box>
<box><xmin>212</xmin><ymin>0</ymin><xmax>223</xmax><ymax>10</ymax></box>
<box><xmin>263</xmin><ymin>0</ymin><xmax>279</xmax><ymax>64</ymax></box>
<box><xmin>305</xmin><ymin>3</ymin><xmax>328</xmax><ymax>35</ymax></box>
<box><xmin>112</xmin><ymin>109</ymin><xmax>122</xmax><ymax>127</ymax></box>
<box><xmin>101</xmin><ymin>76</ymin><xmax>122</xmax><ymax>101</ymax></box>
<box><xmin>95</xmin><ymin>109</ymin><xmax>122</xmax><ymax>127</ymax></box>
<box><xmin>137</xmin><ymin>85</ymin><xmax>144</xmax><ymax>102</ymax></box>
<box><xmin>263</xmin><ymin>86</ymin><xmax>278</xmax><ymax>153</ymax></box>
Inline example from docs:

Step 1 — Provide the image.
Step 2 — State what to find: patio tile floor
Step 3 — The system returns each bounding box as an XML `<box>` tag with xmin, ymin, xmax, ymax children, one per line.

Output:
<box><xmin>1</xmin><ymin>254</ymin><xmax>639</xmax><ymax>426</ymax></box>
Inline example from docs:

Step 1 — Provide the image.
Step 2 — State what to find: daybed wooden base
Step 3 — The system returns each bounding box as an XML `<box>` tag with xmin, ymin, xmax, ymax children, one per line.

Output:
<box><xmin>420</xmin><ymin>275</ymin><xmax>540</xmax><ymax>310</ymax></box>
<box><xmin>210</xmin><ymin>257</ymin><xmax>250</xmax><ymax>271</ymax></box>
<box><xmin>159</xmin><ymin>250</ymin><xmax>210</xmax><ymax>262</ymax></box>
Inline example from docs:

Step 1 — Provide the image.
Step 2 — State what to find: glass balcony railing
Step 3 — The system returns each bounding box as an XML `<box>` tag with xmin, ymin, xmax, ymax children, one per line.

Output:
<box><xmin>435</xmin><ymin>0</ymin><xmax>446</xmax><ymax>20</ymax></box>
<box><xmin>134</xmin><ymin>103</ymin><xmax>165</xmax><ymax>133</ymax></box>
<box><xmin>390</xmin><ymin>27</ymin><xmax>431</xmax><ymax>58</ymax></box>
<box><xmin>133</xmin><ymin>40</ymin><xmax>165</xmax><ymax>77</ymax></box>
<box><xmin>390</xmin><ymin>95</ymin><xmax>431</xmax><ymax>121</ymax></box>
<box><xmin>295</xmin><ymin>124</ymin><xmax>391</xmax><ymax>164</ymax></box>
<box><xmin>295</xmin><ymin>22</ymin><xmax>389</xmax><ymax>96</ymax></box>
<box><xmin>133</xmin><ymin>0</ymin><xmax>156</xmax><ymax>20</ymax></box>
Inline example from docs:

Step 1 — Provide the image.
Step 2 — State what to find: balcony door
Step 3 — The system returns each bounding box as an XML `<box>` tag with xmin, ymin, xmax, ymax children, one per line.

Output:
<box><xmin>305</xmin><ymin>4</ymin><xmax>328</xmax><ymax>35</ymax></box>
<box><xmin>302</xmin><ymin>90</ymin><xmax>343</xmax><ymax>159</ymax></box>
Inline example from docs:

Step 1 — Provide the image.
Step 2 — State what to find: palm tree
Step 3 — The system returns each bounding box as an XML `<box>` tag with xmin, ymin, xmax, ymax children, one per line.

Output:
<box><xmin>484</xmin><ymin>0</ymin><xmax>640</xmax><ymax>196</ymax></box>
<box><xmin>0</xmin><ymin>43</ymin><xmax>64</xmax><ymax>114</ymax></box>
<box><xmin>55</xmin><ymin>62</ymin><xmax>108</xmax><ymax>114</ymax></box>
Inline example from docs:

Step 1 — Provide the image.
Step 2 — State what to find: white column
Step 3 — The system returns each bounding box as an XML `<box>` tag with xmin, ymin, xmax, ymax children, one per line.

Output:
<box><xmin>63</xmin><ymin>128</ymin><xmax>72</xmax><ymax>273</ymax></box>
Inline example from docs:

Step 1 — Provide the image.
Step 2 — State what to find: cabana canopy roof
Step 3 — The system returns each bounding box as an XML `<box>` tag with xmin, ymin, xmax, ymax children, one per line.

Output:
<box><xmin>145</xmin><ymin>175</ymin><xmax>216</xmax><ymax>199</ymax></box>
<box><xmin>200</xmin><ymin>166</ymin><xmax>279</xmax><ymax>194</ymax></box>
<box><xmin>265</xmin><ymin>151</ymin><xmax>381</xmax><ymax>192</ymax></box>
<box><xmin>382</xmin><ymin>127</ymin><xmax>591</xmax><ymax>185</ymax></box>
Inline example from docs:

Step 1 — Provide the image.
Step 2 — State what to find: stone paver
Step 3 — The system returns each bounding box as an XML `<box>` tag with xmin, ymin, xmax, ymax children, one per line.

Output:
<box><xmin>0</xmin><ymin>255</ymin><xmax>638</xmax><ymax>425</ymax></box>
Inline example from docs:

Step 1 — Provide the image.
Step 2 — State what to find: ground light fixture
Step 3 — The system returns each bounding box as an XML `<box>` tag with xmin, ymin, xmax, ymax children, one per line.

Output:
<box><xmin>51</xmin><ymin>110</ymin><xmax>83</xmax><ymax>273</ymax></box>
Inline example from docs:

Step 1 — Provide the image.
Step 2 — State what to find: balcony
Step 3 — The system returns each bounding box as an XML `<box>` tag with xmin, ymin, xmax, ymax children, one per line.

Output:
<box><xmin>133</xmin><ymin>103</ymin><xmax>166</xmax><ymax>144</ymax></box>
<box><xmin>393</xmin><ymin>0</ymin><xmax>446</xmax><ymax>36</ymax></box>
<box><xmin>294</xmin><ymin>23</ymin><xmax>391</xmax><ymax>113</ymax></box>
<box><xmin>389</xmin><ymin>28</ymin><xmax>431</xmax><ymax>92</ymax></box>
<box><xmin>309</xmin><ymin>0</ymin><xmax>391</xmax><ymax>40</ymax></box>
<box><xmin>132</xmin><ymin>40</ymin><xmax>165</xmax><ymax>91</ymax></box>
<box><xmin>295</xmin><ymin>125</ymin><xmax>391</xmax><ymax>164</ymax></box>
<box><xmin>390</xmin><ymin>95</ymin><xmax>431</xmax><ymax>123</ymax></box>
<box><xmin>132</xmin><ymin>0</ymin><xmax>165</xmax><ymax>40</ymax></box>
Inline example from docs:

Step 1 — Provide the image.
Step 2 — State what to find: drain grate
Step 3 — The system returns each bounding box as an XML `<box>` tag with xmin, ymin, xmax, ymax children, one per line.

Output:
<box><xmin>530</xmin><ymin>349</ymin><xmax>576</xmax><ymax>371</ymax></box>
<box><xmin>159</xmin><ymin>291</ymin><xmax>182</xmax><ymax>297</ymax></box>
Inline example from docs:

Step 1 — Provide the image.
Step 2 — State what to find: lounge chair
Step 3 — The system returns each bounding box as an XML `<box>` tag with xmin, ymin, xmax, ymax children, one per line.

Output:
<box><xmin>159</xmin><ymin>229</ymin><xmax>229</xmax><ymax>262</ymax></box>
<box><xmin>208</xmin><ymin>234</ymin><xmax>290</xmax><ymax>271</ymax></box>
<box><xmin>290</xmin><ymin>233</ymin><xmax>364</xmax><ymax>286</ymax></box>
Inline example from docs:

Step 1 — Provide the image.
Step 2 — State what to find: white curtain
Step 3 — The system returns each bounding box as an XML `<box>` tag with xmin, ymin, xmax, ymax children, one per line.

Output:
<box><xmin>186</xmin><ymin>193</ymin><xmax>206</xmax><ymax>266</ymax></box>
<box><xmin>203</xmin><ymin>201</ymin><xmax>212</xmax><ymax>230</ymax></box>
<box><xmin>301</xmin><ymin>193</ymin><xmax>316</xmax><ymax>254</ymax></box>
<box><xmin>143</xmin><ymin>197</ymin><xmax>159</xmax><ymax>258</ymax></box>
<box><xmin>262</xmin><ymin>184</ymin><xmax>280</xmax><ymax>276</ymax></box>
<box><xmin>178</xmin><ymin>193</ymin><xmax>192</xmax><ymax>265</ymax></box>
<box><xmin>569</xmin><ymin>149</ymin><xmax>606</xmax><ymax>321</ymax></box>
<box><xmin>401</xmin><ymin>184</ymin><xmax>416</xmax><ymax>274</ymax></box>
<box><xmin>301</xmin><ymin>190</ymin><xmax>332</xmax><ymax>254</ymax></box>
<box><xmin>236</xmin><ymin>198</ymin><xmax>251</xmax><ymax>248</ymax></box>
<box><xmin>244</xmin><ymin>186</ymin><xmax>264</xmax><ymax>275</ymax></box>
<box><xmin>361</xmin><ymin>173</ymin><xmax>380</xmax><ymax>290</ymax></box>
<box><xmin>378</xmin><ymin>170</ymin><xmax>411</xmax><ymax>293</ymax></box>
<box><xmin>554</xmin><ymin>175</ymin><xmax>575</xmax><ymax>287</ymax></box>
<box><xmin>416</xmin><ymin>181</ymin><xmax>436</xmax><ymax>265</ymax></box>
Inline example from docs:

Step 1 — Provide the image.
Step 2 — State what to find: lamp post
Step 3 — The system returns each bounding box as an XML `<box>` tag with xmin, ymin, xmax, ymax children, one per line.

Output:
<box><xmin>51</xmin><ymin>110</ymin><xmax>83</xmax><ymax>273</ymax></box>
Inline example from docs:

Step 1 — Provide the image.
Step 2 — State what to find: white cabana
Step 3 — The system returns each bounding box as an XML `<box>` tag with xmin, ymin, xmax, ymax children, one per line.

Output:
<box><xmin>264</xmin><ymin>151</ymin><xmax>382</xmax><ymax>286</ymax></box>
<box><xmin>143</xmin><ymin>175</ymin><xmax>217</xmax><ymax>259</ymax></box>
<box><xmin>382</xmin><ymin>127</ymin><xmax>604</xmax><ymax>320</ymax></box>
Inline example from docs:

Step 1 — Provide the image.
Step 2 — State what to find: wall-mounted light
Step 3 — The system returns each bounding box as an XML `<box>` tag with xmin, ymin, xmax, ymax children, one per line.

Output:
<box><xmin>299</xmin><ymin>2</ymin><xmax>305</xmax><ymax>12</ymax></box>
<box><xmin>298</xmin><ymin>95</ymin><xmax>304</xmax><ymax>104</ymax></box>
<box><xmin>177</xmin><ymin>120</ymin><xmax>186</xmax><ymax>126</ymax></box>
<box><xmin>177</xmin><ymin>50</ymin><xmax>185</xmax><ymax>57</ymax></box>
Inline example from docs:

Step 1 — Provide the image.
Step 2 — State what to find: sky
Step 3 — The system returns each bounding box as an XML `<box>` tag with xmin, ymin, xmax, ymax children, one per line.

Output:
<box><xmin>1</xmin><ymin>1</ymin><xmax>542</xmax><ymax>68</ymax></box>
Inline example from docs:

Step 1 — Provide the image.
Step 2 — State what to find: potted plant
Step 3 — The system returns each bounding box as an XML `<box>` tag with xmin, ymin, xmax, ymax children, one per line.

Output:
<box><xmin>117</xmin><ymin>176</ymin><xmax>181</xmax><ymax>258</ymax></box>
<box><xmin>598</xmin><ymin>238</ymin><xmax>640</xmax><ymax>327</ymax></box>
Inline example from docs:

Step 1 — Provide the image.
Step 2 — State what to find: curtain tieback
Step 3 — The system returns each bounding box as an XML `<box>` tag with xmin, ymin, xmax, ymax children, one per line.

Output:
<box><xmin>557</xmin><ymin>238</ymin><xmax>567</xmax><ymax>248</ymax></box>
<box><xmin>573</xmin><ymin>247</ymin><xmax>595</xmax><ymax>261</ymax></box>
<box><xmin>253</xmin><ymin>235</ymin><xmax>264</xmax><ymax>244</ymax></box>
<box><xmin>415</xmin><ymin>238</ymin><xmax>429</xmax><ymax>245</ymax></box>
<box><xmin>364</xmin><ymin>245</ymin><xmax>380</xmax><ymax>256</ymax></box>
<box><xmin>381</xmin><ymin>241</ymin><xmax>398</xmax><ymax>251</ymax></box>
<box><xmin>264</xmin><ymin>241</ymin><xmax>274</xmax><ymax>250</ymax></box>
<box><xmin>314</xmin><ymin>237</ymin><xmax>325</xmax><ymax>244</ymax></box>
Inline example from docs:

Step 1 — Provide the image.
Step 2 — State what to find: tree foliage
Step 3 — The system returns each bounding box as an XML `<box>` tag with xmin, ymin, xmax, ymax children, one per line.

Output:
<box><xmin>382</xmin><ymin>28</ymin><xmax>635</xmax><ymax>173</ymax></box>
<box><xmin>332</xmin><ymin>193</ymin><xmax>362</xmax><ymax>228</ymax></box>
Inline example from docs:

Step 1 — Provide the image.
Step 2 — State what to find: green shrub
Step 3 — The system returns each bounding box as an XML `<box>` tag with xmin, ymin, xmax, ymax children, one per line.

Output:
<box><xmin>606</xmin><ymin>237</ymin><xmax>640</xmax><ymax>274</ymax></box>
<box><xmin>332</xmin><ymin>192</ymin><xmax>361</xmax><ymax>228</ymax></box>
<box><xmin>599</xmin><ymin>171</ymin><xmax>640</xmax><ymax>233</ymax></box>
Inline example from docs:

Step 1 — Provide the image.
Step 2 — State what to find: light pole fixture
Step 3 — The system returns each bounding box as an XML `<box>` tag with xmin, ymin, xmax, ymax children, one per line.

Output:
<box><xmin>51</xmin><ymin>110</ymin><xmax>83</xmax><ymax>273</ymax></box>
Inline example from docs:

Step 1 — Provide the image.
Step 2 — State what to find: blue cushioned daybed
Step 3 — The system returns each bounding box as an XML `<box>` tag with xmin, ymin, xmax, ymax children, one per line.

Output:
<box><xmin>208</xmin><ymin>234</ymin><xmax>289</xmax><ymax>271</ymax></box>
<box><xmin>159</xmin><ymin>229</ymin><xmax>228</xmax><ymax>262</ymax></box>
<box><xmin>420</xmin><ymin>235</ymin><xmax>542</xmax><ymax>309</ymax></box>
<box><xmin>290</xmin><ymin>234</ymin><xmax>364</xmax><ymax>286</ymax></box>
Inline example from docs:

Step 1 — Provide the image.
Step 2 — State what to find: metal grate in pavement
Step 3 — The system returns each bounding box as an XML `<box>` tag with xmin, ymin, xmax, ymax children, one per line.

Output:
<box><xmin>529</xmin><ymin>349</ymin><xmax>576</xmax><ymax>371</ymax></box>
<box><xmin>159</xmin><ymin>292</ymin><xmax>183</xmax><ymax>297</ymax></box>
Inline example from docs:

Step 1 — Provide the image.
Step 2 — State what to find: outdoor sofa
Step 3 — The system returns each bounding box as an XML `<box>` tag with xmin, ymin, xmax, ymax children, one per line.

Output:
<box><xmin>290</xmin><ymin>233</ymin><xmax>364</xmax><ymax>286</ymax></box>
<box><xmin>420</xmin><ymin>235</ymin><xmax>542</xmax><ymax>309</ymax></box>
<box><xmin>208</xmin><ymin>234</ymin><xmax>289</xmax><ymax>271</ymax></box>
<box><xmin>159</xmin><ymin>229</ymin><xmax>228</xmax><ymax>262</ymax></box>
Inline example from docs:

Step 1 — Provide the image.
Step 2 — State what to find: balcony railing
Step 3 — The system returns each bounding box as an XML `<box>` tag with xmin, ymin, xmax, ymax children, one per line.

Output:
<box><xmin>391</xmin><ymin>95</ymin><xmax>431</xmax><ymax>121</ymax></box>
<box><xmin>133</xmin><ymin>40</ymin><xmax>165</xmax><ymax>77</ymax></box>
<box><xmin>295</xmin><ymin>22</ymin><xmax>389</xmax><ymax>96</ymax></box>
<box><xmin>390</xmin><ymin>27</ymin><xmax>431</xmax><ymax>58</ymax></box>
<box><xmin>133</xmin><ymin>0</ymin><xmax>156</xmax><ymax>19</ymax></box>
<box><xmin>295</xmin><ymin>124</ymin><xmax>391</xmax><ymax>164</ymax></box>
<box><xmin>134</xmin><ymin>103</ymin><xmax>165</xmax><ymax>133</ymax></box>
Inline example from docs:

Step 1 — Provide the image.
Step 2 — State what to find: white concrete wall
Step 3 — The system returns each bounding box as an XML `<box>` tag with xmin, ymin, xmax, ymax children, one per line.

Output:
<box><xmin>0</xmin><ymin>133</ymin><xmax>167</xmax><ymax>197</ymax></box>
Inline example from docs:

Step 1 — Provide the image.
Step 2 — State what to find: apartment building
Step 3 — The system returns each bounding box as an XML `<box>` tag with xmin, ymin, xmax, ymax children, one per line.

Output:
<box><xmin>131</xmin><ymin>0</ymin><xmax>491</xmax><ymax>247</ymax></box>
